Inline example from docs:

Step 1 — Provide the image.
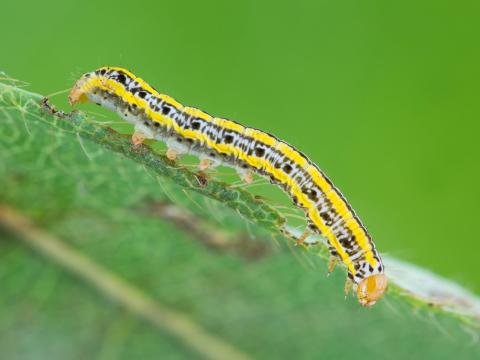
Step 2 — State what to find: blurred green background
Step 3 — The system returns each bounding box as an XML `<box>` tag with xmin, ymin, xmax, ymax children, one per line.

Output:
<box><xmin>6</xmin><ymin>0</ymin><xmax>475</xmax><ymax>290</ymax></box>
<box><xmin>1</xmin><ymin>0</ymin><xmax>480</xmax><ymax>358</ymax></box>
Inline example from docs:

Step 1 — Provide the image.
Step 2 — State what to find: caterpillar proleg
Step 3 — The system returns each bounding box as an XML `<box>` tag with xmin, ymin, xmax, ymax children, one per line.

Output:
<box><xmin>69</xmin><ymin>66</ymin><xmax>387</xmax><ymax>306</ymax></box>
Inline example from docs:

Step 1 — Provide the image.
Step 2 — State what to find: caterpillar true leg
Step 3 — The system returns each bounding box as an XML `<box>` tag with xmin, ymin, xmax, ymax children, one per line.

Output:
<box><xmin>328</xmin><ymin>256</ymin><xmax>337</xmax><ymax>275</ymax></box>
<box><xmin>295</xmin><ymin>229</ymin><xmax>311</xmax><ymax>246</ymax></box>
<box><xmin>344</xmin><ymin>278</ymin><xmax>353</xmax><ymax>298</ymax></box>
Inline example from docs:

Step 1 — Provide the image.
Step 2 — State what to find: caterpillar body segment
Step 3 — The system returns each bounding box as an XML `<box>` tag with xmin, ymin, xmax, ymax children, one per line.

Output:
<box><xmin>69</xmin><ymin>66</ymin><xmax>387</xmax><ymax>306</ymax></box>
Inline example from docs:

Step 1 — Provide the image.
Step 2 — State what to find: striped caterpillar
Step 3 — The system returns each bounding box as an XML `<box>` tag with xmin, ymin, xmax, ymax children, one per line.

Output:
<box><xmin>69</xmin><ymin>66</ymin><xmax>387</xmax><ymax>306</ymax></box>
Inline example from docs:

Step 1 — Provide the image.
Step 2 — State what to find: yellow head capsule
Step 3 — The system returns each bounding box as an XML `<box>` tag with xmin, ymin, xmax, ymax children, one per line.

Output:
<box><xmin>357</xmin><ymin>274</ymin><xmax>388</xmax><ymax>307</ymax></box>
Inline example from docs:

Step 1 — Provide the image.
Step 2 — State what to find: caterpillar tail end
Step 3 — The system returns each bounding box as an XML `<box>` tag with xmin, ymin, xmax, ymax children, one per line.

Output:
<box><xmin>357</xmin><ymin>274</ymin><xmax>388</xmax><ymax>307</ymax></box>
<box><xmin>68</xmin><ymin>77</ymin><xmax>89</xmax><ymax>106</ymax></box>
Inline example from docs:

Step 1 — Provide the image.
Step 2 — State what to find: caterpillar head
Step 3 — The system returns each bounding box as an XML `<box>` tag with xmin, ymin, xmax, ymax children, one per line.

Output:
<box><xmin>357</xmin><ymin>274</ymin><xmax>388</xmax><ymax>307</ymax></box>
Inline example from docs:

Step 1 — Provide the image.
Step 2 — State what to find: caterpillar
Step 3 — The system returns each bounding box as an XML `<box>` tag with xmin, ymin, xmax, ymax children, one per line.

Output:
<box><xmin>68</xmin><ymin>66</ymin><xmax>387</xmax><ymax>306</ymax></box>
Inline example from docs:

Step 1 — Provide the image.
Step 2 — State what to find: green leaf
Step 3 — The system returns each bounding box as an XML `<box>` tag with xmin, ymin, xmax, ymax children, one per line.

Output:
<box><xmin>1</xmin><ymin>79</ymin><xmax>479</xmax><ymax>360</ymax></box>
